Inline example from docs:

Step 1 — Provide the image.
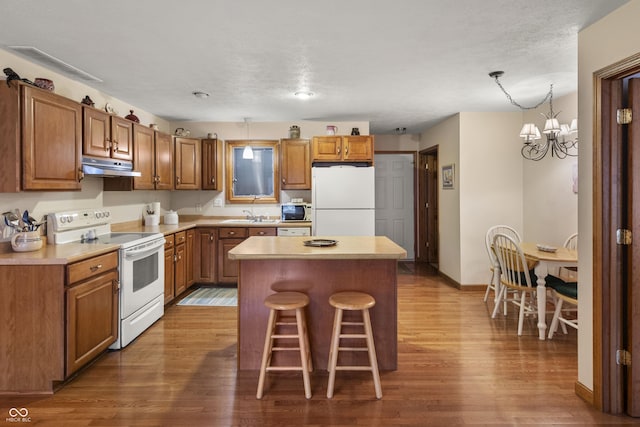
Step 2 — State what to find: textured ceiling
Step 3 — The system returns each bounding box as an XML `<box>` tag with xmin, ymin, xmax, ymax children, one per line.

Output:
<box><xmin>0</xmin><ymin>0</ymin><xmax>628</xmax><ymax>134</ymax></box>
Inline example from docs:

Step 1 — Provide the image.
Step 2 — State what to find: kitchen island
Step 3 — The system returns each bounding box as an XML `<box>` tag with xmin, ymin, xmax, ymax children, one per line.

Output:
<box><xmin>228</xmin><ymin>235</ymin><xmax>406</xmax><ymax>371</ymax></box>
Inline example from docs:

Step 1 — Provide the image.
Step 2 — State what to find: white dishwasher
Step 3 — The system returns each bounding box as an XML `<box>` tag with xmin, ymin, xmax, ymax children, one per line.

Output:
<box><xmin>278</xmin><ymin>227</ymin><xmax>311</xmax><ymax>236</ymax></box>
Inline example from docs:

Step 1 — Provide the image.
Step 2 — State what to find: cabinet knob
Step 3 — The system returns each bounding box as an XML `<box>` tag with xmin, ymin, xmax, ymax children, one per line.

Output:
<box><xmin>345</xmin><ymin>145</ymin><xmax>349</xmax><ymax>154</ymax></box>
<box><xmin>77</xmin><ymin>169</ymin><xmax>85</xmax><ymax>182</ymax></box>
<box><xmin>229</xmin><ymin>231</ymin><xmax>235</xmax><ymax>235</ymax></box>
<box><xmin>90</xmin><ymin>264</ymin><xmax>103</xmax><ymax>272</ymax></box>
<box><xmin>258</xmin><ymin>231</ymin><xmax>265</xmax><ymax>235</ymax></box>
<box><xmin>113</xmin><ymin>141</ymin><xmax>119</xmax><ymax>152</ymax></box>
<box><xmin>282</xmin><ymin>178</ymin><xmax>286</xmax><ymax>184</ymax></box>
<box><xmin>176</xmin><ymin>176</ymin><xmax>181</xmax><ymax>185</ymax></box>
<box><xmin>211</xmin><ymin>177</ymin><xmax>215</xmax><ymax>184</ymax></box>
<box><xmin>210</xmin><ymin>235</ymin><xmax>214</xmax><ymax>242</ymax></box>
<box><xmin>337</xmin><ymin>146</ymin><xmax>341</xmax><ymax>154</ymax></box>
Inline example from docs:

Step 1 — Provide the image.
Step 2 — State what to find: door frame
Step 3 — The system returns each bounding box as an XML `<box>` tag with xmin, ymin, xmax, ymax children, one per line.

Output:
<box><xmin>593</xmin><ymin>52</ymin><xmax>640</xmax><ymax>414</ymax></box>
<box><xmin>374</xmin><ymin>150</ymin><xmax>418</xmax><ymax>260</ymax></box>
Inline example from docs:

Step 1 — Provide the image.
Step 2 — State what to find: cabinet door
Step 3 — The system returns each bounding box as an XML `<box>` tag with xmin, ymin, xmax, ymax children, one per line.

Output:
<box><xmin>164</xmin><ymin>247</ymin><xmax>175</xmax><ymax>305</ymax></box>
<box><xmin>22</xmin><ymin>86</ymin><xmax>82</xmax><ymax>190</ymax></box>
<box><xmin>155</xmin><ymin>132</ymin><xmax>174</xmax><ymax>190</ymax></box>
<box><xmin>202</xmin><ymin>138</ymin><xmax>222</xmax><ymax>190</ymax></box>
<box><xmin>133</xmin><ymin>123</ymin><xmax>155</xmax><ymax>190</ymax></box>
<box><xmin>343</xmin><ymin>135</ymin><xmax>374</xmax><ymax>161</ymax></box>
<box><xmin>281</xmin><ymin>139</ymin><xmax>311</xmax><ymax>189</ymax></box>
<box><xmin>83</xmin><ymin>107</ymin><xmax>111</xmax><ymax>158</ymax></box>
<box><xmin>185</xmin><ymin>229</ymin><xmax>195</xmax><ymax>287</ymax></box>
<box><xmin>195</xmin><ymin>228</ymin><xmax>217</xmax><ymax>283</ymax></box>
<box><xmin>174</xmin><ymin>243</ymin><xmax>186</xmax><ymax>296</ymax></box>
<box><xmin>66</xmin><ymin>270</ymin><xmax>118</xmax><ymax>376</ymax></box>
<box><xmin>175</xmin><ymin>137</ymin><xmax>201</xmax><ymax>190</ymax></box>
<box><xmin>218</xmin><ymin>238</ymin><xmax>244</xmax><ymax>283</ymax></box>
<box><xmin>110</xmin><ymin>116</ymin><xmax>133</xmax><ymax>161</ymax></box>
<box><xmin>312</xmin><ymin>136</ymin><xmax>342</xmax><ymax>161</ymax></box>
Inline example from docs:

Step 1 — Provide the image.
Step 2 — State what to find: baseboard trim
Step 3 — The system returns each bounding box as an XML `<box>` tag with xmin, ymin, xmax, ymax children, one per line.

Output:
<box><xmin>436</xmin><ymin>271</ymin><xmax>487</xmax><ymax>292</ymax></box>
<box><xmin>575</xmin><ymin>380</ymin><xmax>594</xmax><ymax>405</ymax></box>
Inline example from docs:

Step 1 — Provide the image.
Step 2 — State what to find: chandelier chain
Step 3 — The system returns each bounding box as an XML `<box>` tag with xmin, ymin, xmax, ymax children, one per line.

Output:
<box><xmin>492</xmin><ymin>75</ymin><xmax>554</xmax><ymax>111</ymax></box>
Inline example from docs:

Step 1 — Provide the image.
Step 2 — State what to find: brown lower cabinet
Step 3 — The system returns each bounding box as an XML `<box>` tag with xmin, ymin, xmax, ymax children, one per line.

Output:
<box><xmin>195</xmin><ymin>227</ymin><xmax>217</xmax><ymax>283</ymax></box>
<box><xmin>217</xmin><ymin>227</ymin><xmax>277</xmax><ymax>284</ymax></box>
<box><xmin>65</xmin><ymin>251</ymin><xmax>119</xmax><ymax>377</ymax></box>
<box><xmin>164</xmin><ymin>230</ymin><xmax>195</xmax><ymax>304</ymax></box>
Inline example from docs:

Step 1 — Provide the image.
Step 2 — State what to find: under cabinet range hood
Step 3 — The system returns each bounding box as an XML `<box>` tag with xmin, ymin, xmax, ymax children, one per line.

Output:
<box><xmin>82</xmin><ymin>156</ymin><xmax>141</xmax><ymax>177</ymax></box>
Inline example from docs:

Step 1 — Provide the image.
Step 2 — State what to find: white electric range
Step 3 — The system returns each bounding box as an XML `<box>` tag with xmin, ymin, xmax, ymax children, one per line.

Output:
<box><xmin>48</xmin><ymin>208</ymin><xmax>165</xmax><ymax>349</ymax></box>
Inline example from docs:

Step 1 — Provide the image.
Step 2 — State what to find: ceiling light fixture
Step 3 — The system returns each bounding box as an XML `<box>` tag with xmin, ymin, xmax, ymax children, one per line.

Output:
<box><xmin>294</xmin><ymin>91</ymin><xmax>314</xmax><ymax>100</ymax></box>
<box><xmin>192</xmin><ymin>91</ymin><xmax>210</xmax><ymax>99</ymax></box>
<box><xmin>489</xmin><ymin>71</ymin><xmax>577</xmax><ymax>161</ymax></box>
<box><xmin>395</xmin><ymin>127</ymin><xmax>407</xmax><ymax>135</ymax></box>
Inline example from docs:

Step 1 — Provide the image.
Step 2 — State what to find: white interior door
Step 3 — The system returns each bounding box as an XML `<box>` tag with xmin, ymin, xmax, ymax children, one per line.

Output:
<box><xmin>374</xmin><ymin>154</ymin><xmax>415</xmax><ymax>260</ymax></box>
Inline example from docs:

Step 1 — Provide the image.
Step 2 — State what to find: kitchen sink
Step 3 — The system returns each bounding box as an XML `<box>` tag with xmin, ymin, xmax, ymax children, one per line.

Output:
<box><xmin>220</xmin><ymin>219</ymin><xmax>280</xmax><ymax>224</ymax></box>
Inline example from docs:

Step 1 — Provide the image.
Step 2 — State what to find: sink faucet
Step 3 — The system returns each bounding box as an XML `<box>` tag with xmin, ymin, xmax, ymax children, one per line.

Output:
<box><xmin>242</xmin><ymin>209</ymin><xmax>256</xmax><ymax>221</ymax></box>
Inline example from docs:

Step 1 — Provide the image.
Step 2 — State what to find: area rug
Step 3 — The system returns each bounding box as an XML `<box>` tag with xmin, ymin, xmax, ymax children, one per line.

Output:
<box><xmin>177</xmin><ymin>287</ymin><xmax>237</xmax><ymax>307</ymax></box>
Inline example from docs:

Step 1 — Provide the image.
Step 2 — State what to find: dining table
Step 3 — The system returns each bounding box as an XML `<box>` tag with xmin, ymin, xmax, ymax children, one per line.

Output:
<box><xmin>520</xmin><ymin>242</ymin><xmax>578</xmax><ymax>340</ymax></box>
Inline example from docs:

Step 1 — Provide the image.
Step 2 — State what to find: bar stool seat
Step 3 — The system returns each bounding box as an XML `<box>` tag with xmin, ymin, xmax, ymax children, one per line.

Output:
<box><xmin>256</xmin><ymin>291</ymin><xmax>313</xmax><ymax>399</ymax></box>
<box><xmin>327</xmin><ymin>291</ymin><xmax>382</xmax><ymax>399</ymax></box>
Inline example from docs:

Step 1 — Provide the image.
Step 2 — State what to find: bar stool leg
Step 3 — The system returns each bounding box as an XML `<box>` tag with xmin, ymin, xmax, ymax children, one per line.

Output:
<box><xmin>256</xmin><ymin>308</ymin><xmax>277</xmax><ymax>399</ymax></box>
<box><xmin>363</xmin><ymin>308</ymin><xmax>382</xmax><ymax>399</ymax></box>
<box><xmin>326</xmin><ymin>307</ymin><xmax>343</xmax><ymax>398</ymax></box>
<box><xmin>296</xmin><ymin>308</ymin><xmax>312</xmax><ymax>399</ymax></box>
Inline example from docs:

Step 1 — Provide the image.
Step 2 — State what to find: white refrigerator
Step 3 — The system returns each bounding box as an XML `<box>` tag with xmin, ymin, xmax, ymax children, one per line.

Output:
<box><xmin>311</xmin><ymin>165</ymin><xmax>375</xmax><ymax>236</ymax></box>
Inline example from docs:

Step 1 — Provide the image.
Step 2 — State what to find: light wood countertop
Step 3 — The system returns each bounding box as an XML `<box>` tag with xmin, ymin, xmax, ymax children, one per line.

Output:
<box><xmin>0</xmin><ymin>242</ymin><xmax>120</xmax><ymax>265</ymax></box>
<box><xmin>228</xmin><ymin>235</ymin><xmax>407</xmax><ymax>260</ymax></box>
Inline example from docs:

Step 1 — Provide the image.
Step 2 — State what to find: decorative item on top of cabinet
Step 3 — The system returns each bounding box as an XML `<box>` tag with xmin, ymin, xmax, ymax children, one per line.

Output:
<box><xmin>202</xmin><ymin>137</ymin><xmax>223</xmax><ymax>190</ymax></box>
<box><xmin>311</xmin><ymin>135</ymin><xmax>374</xmax><ymax>164</ymax></box>
<box><xmin>0</xmin><ymin>81</ymin><xmax>83</xmax><ymax>192</ymax></box>
<box><xmin>280</xmin><ymin>138</ymin><xmax>311</xmax><ymax>190</ymax></box>
<box><xmin>175</xmin><ymin>137</ymin><xmax>201</xmax><ymax>190</ymax></box>
<box><xmin>124</xmin><ymin>109</ymin><xmax>140</xmax><ymax>123</ymax></box>
<box><xmin>83</xmin><ymin>105</ymin><xmax>133</xmax><ymax>161</ymax></box>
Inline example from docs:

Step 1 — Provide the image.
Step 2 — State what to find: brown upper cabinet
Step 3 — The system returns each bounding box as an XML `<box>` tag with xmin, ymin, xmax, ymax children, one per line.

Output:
<box><xmin>311</xmin><ymin>135</ymin><xmax>374</xmax><ymax>163</ymax></box>
<box><xmin>280</xmin><ymin>138</ymin><xmax>311</xmax><ymax>190</ymax></box>
<box><xmin>175</xmin><ymin>137</ymin><xmax>201</xmax><ymax>190</ymax></box>
<box><xmin>202</xmin><ymin>138</ymin><xmax>223</xmax><ymax>191</ymax></box>
<box><xmin>83</xmin><ymin>106</ymin><xmax>133</xmax><ymax>161</ymax></box>
<box><xmin>132</xmin><ymin>126</ymin><xmax>173</xmax><ymax>190</ymax></box>
<box><xmin>0</xmin><ymin>82</ymin><xmax>83</xmax><ymax>192</ymax></box>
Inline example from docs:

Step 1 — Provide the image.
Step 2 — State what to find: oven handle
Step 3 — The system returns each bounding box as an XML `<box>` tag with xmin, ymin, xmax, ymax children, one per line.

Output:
<box><xmin>124</xmin><ymin>240</ymin><xmax>165</xmax><ymax>260</ymax></box>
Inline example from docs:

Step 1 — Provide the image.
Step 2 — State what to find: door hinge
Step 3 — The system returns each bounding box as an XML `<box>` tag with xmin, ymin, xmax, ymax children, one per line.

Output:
<box><xmin>617</xmin><ymin>349</ymin><xmax>631</xmax><ymax>366</ymax></box>
<box><xmin>617</xmin><ymin>108</ymin><xmax>632</xmax><ymax>125</ymax></box>
<box><xmin>616</xmin><ymin>229</ymin><xmax>632</xmax><ymax>245</ymax></box>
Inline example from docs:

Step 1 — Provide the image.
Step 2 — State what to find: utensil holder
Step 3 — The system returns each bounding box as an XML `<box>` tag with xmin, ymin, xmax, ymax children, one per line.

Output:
<box><xmin>11</xmin><ymin>231</ymin><xmax>43</xmax><ymax>252</ymax></box>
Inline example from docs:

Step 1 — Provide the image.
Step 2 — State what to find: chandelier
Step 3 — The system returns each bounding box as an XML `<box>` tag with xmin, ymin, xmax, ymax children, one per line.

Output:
<box><xmin>489</xmin><ymin>71</ymin><xmax>578</xmax><ymax>161</ymax></box>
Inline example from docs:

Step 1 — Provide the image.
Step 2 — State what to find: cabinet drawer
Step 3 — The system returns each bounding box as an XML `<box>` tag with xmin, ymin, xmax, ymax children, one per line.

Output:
<box><xmin>67</xmin><ymin>251</ymin><xmax>118</xmax><ymax>285</ymax></box>
<box><xmin>164</xmin><ymin>234</ymin><xmax>175</xmax><ymax>249</ymax></box>
<box><xmin>249</xmin><ymin>227</ymin><xmax>277</xmax><ymax>237</ymax></box>
<box><xmin>219</xmin><ymin>227</ymin><xmax>248</xmax><ymax>239</ymax></box>
<box><xmin>174</xmin><ymin>231</ymin><xmax>186</xmax><ymax>245</ymax></box>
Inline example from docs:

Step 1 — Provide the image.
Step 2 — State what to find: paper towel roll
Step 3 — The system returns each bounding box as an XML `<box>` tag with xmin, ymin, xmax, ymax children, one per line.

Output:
<box><xmin>152</xmin><ymin>202</ymin><xmax>161</xmax><ymax>215</ymax></box>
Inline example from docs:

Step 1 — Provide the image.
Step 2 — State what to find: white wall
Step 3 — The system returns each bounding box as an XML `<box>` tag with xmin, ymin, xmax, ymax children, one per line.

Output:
<box><xmin>420</xmin><ymin>115</ymin><xmax>462</xmax><ymax>282</ymax></box>
<box><xmin>459</xmin><ymin>112</ymin><xmax>523</xmax><ymax>285</ymax></box>
<box><xmin>577</xmin><ymin>0</ymin><xmax>640</xmax><ymax>392</ymax></box>
<box><xmin>375</xmin><ymin>134</ymin><xmax>420</xmax><ymax>152</ymax></box>
<box><xmin>522</xmin><ymin>92</ymin><xmax>578</xmax><ymax>246</ymax></box>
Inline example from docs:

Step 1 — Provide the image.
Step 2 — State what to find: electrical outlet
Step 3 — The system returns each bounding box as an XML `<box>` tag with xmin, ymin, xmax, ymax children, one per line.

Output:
<box><xmin>213</xmin><ymin>199</ymin><xmax>223</xmax><ymax>207</ymax></box>
<box><xmin>195</xmin><ymin>203</ymin><xmax>202</xmax><ymax>212</ymax></box>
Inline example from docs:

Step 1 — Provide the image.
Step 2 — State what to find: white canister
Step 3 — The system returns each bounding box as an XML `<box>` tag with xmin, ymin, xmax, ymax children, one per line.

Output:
<box><xmin>144</xmin><ymin>214</ymin><xmax>160</xmax><ymax>226</ymax></box>
<box><xmin>164</xmin><ymin>210</ymin><xmax>179</xmax><ymax>225</ymax></box>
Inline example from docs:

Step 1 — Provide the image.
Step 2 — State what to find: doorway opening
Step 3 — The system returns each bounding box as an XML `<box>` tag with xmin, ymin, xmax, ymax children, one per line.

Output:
<box><xmin>417</xmin><ymin>147</ymin><xmax>438</xmax><ymax>267</ymax></box>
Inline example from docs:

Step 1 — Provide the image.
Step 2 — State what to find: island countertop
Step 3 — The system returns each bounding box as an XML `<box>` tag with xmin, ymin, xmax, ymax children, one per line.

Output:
<box><xmin>228</xmin><ymin>235</ymin><xmax>407</xmax><ymax>260</ymax></box>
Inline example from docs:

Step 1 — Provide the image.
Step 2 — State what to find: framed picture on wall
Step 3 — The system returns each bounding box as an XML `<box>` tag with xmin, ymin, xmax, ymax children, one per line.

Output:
<box><xmin>442</xmin><ymin>164</ymin><xmax>455</xmax><ymax>189</ymax></box>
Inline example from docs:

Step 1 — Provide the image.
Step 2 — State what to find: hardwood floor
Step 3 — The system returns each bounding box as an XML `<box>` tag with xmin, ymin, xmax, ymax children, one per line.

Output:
<box><xmin>1</xmin><ymin>263</ymin><xmax>637</xmax><ymax>426</ymax></box>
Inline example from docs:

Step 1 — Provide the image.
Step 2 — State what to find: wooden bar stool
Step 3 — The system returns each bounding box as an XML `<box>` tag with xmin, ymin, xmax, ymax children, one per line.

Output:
<box><xmin>256</xmin><ymin>291</ymin><xmax>313</xmax><ymax>399</ymax></box>
<box><xmin>327</xmin><ymin>291</ymin><xmax>382</xmax><ymax>399</ymax></box>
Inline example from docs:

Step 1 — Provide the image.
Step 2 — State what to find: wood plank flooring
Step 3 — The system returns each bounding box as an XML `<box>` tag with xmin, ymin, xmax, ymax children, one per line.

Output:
<box><xmin>1</xmin><ymin>263</ymin><xmax>637</xmax><ymax>426</ymax></box>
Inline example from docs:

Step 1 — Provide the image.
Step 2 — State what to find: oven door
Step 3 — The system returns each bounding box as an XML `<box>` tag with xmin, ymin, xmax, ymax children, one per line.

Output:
<box><xmin>119</xmin><ymin>238</ymin><xmax>165</xmax><ymax>319</ymax></box>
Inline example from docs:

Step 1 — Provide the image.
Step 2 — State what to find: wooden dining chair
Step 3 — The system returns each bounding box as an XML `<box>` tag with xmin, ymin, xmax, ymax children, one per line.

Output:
<box><xmin>548</xmin><ymin>283</ymin><xmax>578</xmax><ymax>339</ymax></box>
<box><xmin>484</xmin><ymin>225</ymin><xmax>522</xmax><ymax>307</ymax></box>
<box><xmin>491</xmin><ymin>233</ymin><xmax>541</xmax><ymax>336</ymax></box>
